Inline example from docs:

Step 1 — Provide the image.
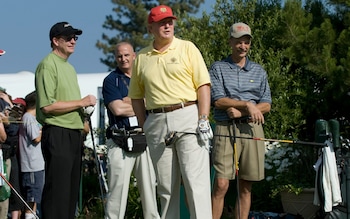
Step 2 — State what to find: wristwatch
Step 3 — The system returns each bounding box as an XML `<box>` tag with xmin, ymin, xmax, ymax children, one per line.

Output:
<box><xmin>199</xmin><ymin>115</ymin><xmax>208</xmax><ymax>120</ymax></box>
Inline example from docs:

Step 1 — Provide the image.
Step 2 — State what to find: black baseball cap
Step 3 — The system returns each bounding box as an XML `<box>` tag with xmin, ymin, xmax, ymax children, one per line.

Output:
<box><xmin>49</xmin><ymin>22</ymin><xmax>82</xmax><ymax>41</ymax></box>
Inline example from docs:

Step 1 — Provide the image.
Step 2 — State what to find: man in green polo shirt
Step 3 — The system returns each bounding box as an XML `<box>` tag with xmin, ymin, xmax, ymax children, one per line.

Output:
<box><xmin>35</xmin><ymin>21</ymin><xmax>96</xmax><ymax>219</ymax></box>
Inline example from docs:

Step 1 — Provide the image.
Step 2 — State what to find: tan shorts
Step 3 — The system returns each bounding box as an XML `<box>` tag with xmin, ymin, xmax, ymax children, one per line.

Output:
<box><xmin>212</xmin><ymin>121</ymin><xmax>265</xmax><ymax>181</ymax></box>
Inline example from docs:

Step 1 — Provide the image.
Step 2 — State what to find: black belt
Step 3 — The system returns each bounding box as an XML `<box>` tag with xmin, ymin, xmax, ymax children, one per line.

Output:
<box><xmin>111</xmin><ymin>128</ymin><xmax>143</xmax><ymax>137</ymax></box>
<box><xmin>147</xmin><ymin>101</ymin><xmax>197</xmax><ymax>113</ymax></box>
<box><xmin>234</xmin><ymin>117</ymin><xmax>252</xmax><ymax>124</ymax></box>
<box><xmin>217</xmin><ymin>117</ymin><xmax>252</xmax><ymax>125</ymax></box>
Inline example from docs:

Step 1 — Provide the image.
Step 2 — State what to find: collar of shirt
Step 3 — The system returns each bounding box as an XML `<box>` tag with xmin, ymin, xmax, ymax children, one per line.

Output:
<box><xmin>224</xmin><ymin>55</ymin><xmax>253</xmax><ymax>71</ymax></box>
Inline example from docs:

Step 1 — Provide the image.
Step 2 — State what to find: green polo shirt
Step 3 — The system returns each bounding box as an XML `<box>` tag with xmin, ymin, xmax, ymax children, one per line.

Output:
<box><xmin>35</xmin><ymin>52</ymin><xmax>84</xmax><ymax>129</ymax></box>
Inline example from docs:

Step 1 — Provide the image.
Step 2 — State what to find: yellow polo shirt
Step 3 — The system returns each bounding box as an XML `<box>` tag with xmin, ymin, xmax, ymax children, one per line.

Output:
<box><xmin>129</xmin><ymin>37</ymin><xmax>210</xmax><ymax>110</ymax></box>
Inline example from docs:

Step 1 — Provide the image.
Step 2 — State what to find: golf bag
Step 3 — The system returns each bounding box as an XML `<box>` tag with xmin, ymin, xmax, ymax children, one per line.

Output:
<box><xmin>314</xmin><ymin>119</ymin><xmax>348</xmax><ymax>219</ymax></box>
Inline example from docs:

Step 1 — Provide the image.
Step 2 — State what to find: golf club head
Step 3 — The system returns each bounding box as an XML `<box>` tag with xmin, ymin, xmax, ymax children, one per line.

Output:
<box><xmin>164</xmin><ymin>131</ymin><xmax>178</xmax><ymax>146</ymax></box>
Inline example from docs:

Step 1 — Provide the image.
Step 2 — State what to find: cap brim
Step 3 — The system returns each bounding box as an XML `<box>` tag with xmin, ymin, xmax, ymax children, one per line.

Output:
<box><xmin>0</xmin><ymin>49</ymin><xmax>6</xmax><ymax>56</ymax></box>
<box><xmin>52</xmin><ymin>29</ymin><xmax>82</xmax><ymax>39</ymax></box>
<box><xmin>231</xmin><ymin>33</ymin><xmax>252</xmax><ymax>39</ymax></box>
<box><xmin>152</xmin><ymin>15</ymin><xmax>177</xmax><ymax>23</ymax></box>
<box><xmin>61</xmin><ymin>29</ymin><xmax>82</xmax><ymax>36</ymax></box>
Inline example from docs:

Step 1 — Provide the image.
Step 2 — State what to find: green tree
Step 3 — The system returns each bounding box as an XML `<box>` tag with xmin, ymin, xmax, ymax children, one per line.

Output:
<box><xmin>96</xmin><ymin>0</ymin><xmax>204</xmax><ymax>70</ymax></box>
<box><xmin>176</xmin><ymin>0</ymin><xmax>307</xmax><ymax>140</ymax></box>
<box><xmin>276</xmin><ymin>0</ymin><xmax>350</xmax><ymax>137</ymax></box>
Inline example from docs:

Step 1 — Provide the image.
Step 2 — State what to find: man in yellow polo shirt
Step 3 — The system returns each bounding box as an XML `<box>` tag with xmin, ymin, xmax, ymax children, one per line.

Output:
<box><xmin>128</xmin><ymin>5</ymin><xmax>213</xmax><ymax>219</ymax></box>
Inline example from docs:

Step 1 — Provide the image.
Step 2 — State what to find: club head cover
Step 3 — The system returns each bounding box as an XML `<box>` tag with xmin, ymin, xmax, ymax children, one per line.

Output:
<box><xmin>83</xmin><ymin>106</ymin><xmax>95</xmax><ymax>116</ymax></box>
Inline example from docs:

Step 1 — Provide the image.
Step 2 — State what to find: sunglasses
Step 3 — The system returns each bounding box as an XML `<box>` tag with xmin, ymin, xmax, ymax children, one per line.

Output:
<box><xmin>60</xmin><ymin>35</ymin><xmax>78</xmax><ymax>42</ymax></box>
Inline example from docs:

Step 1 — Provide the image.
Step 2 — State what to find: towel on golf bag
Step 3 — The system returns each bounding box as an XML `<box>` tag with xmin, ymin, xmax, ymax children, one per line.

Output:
<box><xmin>313</xmin><ymin>140</ymin><xmax>342</xmax><ymax>212</ymax></box>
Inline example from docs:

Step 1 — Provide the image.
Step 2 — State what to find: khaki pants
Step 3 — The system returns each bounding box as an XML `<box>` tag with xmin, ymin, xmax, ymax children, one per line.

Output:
<box><xmin>212</xmin><ymin>121</ymin><xmax>265</xmax><ymax>181</ymax></box>
<box><xmin>105</xmin><ymin>140</ymin><xmax>159</xmax><ymax>219</ymax></box>
<box><xmin>144</xmin><ymin>104</ymin><xmax>212</xmax><ymax>219</ymax></box>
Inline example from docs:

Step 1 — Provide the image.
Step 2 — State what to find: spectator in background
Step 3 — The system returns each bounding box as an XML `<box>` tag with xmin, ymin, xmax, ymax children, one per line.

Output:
<box><xmin>0</xmin><ymin>87</ymin><xmax>8</xmax><ymax>143</ymax></box>
<box><xmin>8</xmin><ymin>97</ymin><xmax>26</xmax><ymax>219</ymax></box>
<box><xmin>19</xmin><ymin>91</ymin><xmax>44</xmax><ymax>219</ymax></box>
<box><xmin>0</xmin><ymin>87</ymin><xmax>26</xmax><ymax>219</ymax></box>
<box><xmin>35</xmin><ymin>21</ymin><xmax>96</xmax><ymax>219</ymax></box>
<box><xmin>0</xmin><ymin>51</ymin><xmax>11</xmax><ymax>219</ymax></box>
<box><xmin>0</xmin><ymin>86</ymin><xmax>11</xmax><ymax>219</ymax></box>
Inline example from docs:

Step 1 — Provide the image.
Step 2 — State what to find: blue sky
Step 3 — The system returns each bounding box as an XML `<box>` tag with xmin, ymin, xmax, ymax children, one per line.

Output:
<box><xmin>0</xmin><ymin>0</ymin><xmax>215</xmax><ymax>74</ymax></box>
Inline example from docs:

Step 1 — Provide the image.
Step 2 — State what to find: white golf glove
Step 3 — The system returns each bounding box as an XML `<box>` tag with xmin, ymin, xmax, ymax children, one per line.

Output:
<box><xmin>197</xmin><ymin>119</ymin><xmax>213</xmax><ymax>151</ymax></box>
<box><xmin>83</xmin><ymin>106</ymin><xmax>95</xmax><ymax>117</ymax></box>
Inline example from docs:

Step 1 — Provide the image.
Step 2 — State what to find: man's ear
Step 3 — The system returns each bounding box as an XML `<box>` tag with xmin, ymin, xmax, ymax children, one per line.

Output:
<box><xmin>147</xmin><ymin>24</ymin><xmax>152</xmax><ymax>34</ymax></box>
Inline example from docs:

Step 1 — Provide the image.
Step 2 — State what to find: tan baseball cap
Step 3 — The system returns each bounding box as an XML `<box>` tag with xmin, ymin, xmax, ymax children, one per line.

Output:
<box><xmin>229</xmin><ymin>22</ymin><xmax>252</xmax><ymax>38</ymax></box>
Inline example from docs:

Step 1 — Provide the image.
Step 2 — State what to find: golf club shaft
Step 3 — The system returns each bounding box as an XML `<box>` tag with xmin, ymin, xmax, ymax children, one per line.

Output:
<box><xmin>176</xmin><ymin>132</ymin><xmax>326</xmax><ymax>147</ymax></box>
<box><xmin>87</xmin><ymin>117</ymin><xmax>107</xmax><ymax>214</ymax></box>
<box><xmin>0</xmin><ymin>173</ymin><xmax>39</xmax><ymax>219</ymax></box>
<box><xmin>232</xmin><ymin>121</ymin><xmax>241</xmax><ymax>219</ymax></box>
<box><xmin>223</xmin><ymin>135</ymin><xmax>326</xmax><ymax>147</ymax></box>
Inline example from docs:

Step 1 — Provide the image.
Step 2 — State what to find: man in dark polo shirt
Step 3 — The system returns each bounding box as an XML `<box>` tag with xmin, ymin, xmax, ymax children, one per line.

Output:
<box><xmin>102</xmin><ymin>42</ymin><xmax>159</xmax><ymax>219</ymax></box>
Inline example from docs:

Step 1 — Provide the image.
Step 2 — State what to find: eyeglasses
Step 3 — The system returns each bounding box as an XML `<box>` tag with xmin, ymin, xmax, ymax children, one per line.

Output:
<box><xmin>60</xmin><ymin>35</ymin><xmax>78</xmax><ymax>42</ymax></box>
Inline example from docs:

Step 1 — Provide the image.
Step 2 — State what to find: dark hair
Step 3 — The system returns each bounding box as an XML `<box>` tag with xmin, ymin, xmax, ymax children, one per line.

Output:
<box><xmin>25</xmin><ymin>91</ymin><xmax>36</xmax><ymax>109</ymax></box>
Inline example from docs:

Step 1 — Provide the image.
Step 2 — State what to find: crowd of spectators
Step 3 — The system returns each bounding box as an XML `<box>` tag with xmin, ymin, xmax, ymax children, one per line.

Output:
<box><xmin>0</xmin><ymin>87</ymin><xmax>44</xmax><ymax>219</ymax></box>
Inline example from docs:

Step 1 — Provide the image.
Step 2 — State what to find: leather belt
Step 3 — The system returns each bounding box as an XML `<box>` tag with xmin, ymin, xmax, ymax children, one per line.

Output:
<box><xmin>147</xmin><ymin>101</ymin><xmax>197</xmax><ymax>113</ymax></box>
<box><xmin>217</xmin><ymin>117</ymin><xmax>252</xmax><ymax>125</ymax></box>
<box><xmin>234</xmin><ymin>117</ymin><xmax>252</xmax><ymax>124</ymax></box>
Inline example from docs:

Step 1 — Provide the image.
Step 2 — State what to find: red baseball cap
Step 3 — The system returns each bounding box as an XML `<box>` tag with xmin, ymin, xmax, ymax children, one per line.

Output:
<box><xmin>148</xmin><ymin>5</ymin><xmax>177</xmax><ymax>24</ymax></box>
<box><xmin>0</xmin><ymin>49</ymin><xmax>5</xmax><ymax>56</ymax></box>
<box><xmin>12</xmin><ymin>98</ymin><xmax>26</xmax><ymax>107</ymax></box>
